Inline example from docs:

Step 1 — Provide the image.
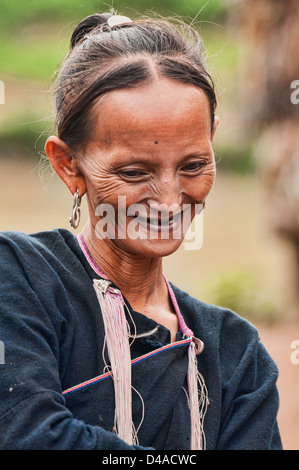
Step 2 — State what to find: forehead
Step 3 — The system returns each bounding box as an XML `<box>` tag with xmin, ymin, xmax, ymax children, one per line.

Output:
<box><xmin>90</xmin><ymin>78</ymin><xmax>212</xmax><ymax>145</ymax></box>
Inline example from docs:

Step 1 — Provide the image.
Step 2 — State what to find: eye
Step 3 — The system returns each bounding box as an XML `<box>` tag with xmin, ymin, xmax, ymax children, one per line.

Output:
<box><xmin>119</xmin><ymin>169</ymin><xmax>148</xmax><ymax>180</ymax></box>
<box><xmin>180</xmin><ymin>161</ymin><xmax>206</xmax><ymax>173</ymax></box>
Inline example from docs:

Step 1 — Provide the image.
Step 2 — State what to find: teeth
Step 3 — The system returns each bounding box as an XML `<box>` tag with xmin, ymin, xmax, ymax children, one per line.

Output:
<box><xmin>132</xmin><ymin>212</ymin><xmax>182</xmax><ymax>228</ymax></box>
<box><xmin>166</xmin><ymin>219</ymin><xmax>174</xmax><ymax>226</ymax></box>
<box><xmin>151</xmin><ymin>217</ymin><xmax>175</xmax><ymax>226</ymax></box>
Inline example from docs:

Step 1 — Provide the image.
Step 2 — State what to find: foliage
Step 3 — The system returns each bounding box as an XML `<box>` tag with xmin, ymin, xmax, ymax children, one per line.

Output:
<box><xmin>1</xmin><ymin>0</ymin><xmax>246</xmax><ymax>173</ymax></box>
<box><xmin>0</xmin><ymin>0</ymin><xmax>227</xmax><ymax>79</ymax></box>
<box><xmin>215</xmin><ymin>144</ymin><xmax>256</xmax><ymax>175</ymax></box>
<box><xmin>200</xmin><ymin>270</ymin><xmax>281</xmax><ymax>324</ymax></box>
<box><xmin>0</xmin><ymin>0</ymin><xmax>226</xmax><ymax>34</ymax></box>
<box><xmin>0</xmin><ymin>39</ymin><xmax>65</xmax><ymax>80</ymax></box>
<box><xmin>0</xmin><ymin>112</ymin><xmax>51</xmax><ymax>159</ymax></box>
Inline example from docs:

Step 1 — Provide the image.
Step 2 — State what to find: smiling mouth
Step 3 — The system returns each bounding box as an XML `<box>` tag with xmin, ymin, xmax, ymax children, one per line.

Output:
<box><xmin>131</xmin><ymin>208</ymin><xmax>188</xmax><ymax>232</ymax></box>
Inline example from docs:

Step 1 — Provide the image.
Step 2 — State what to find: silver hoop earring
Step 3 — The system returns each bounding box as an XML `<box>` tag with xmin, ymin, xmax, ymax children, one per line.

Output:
<box><xmin>69</xmin><ymin>189</ymin><xmax>81</xmax><ymax>229</ymax></box>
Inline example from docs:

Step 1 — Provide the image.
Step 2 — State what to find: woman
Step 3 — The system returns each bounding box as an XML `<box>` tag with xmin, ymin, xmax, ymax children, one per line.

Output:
<box><xmin>0</xmin><ymin>12</ymin><xmax>282</xmax><ymax>450</ymax></box>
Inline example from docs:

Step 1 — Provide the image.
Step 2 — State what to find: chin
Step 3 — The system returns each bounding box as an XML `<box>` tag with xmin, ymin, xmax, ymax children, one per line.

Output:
<box><xmin>116</xmin><ymin>237</ymin><xmax>185</xmax><ymax>259</ymax></box>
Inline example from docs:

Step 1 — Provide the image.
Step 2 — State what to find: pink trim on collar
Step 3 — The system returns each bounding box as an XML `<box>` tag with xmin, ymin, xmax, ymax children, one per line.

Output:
<box><xmin>163</xmin><ymin>276</ymin><xmax>194</xmax><ymax>338</ymax></box>
<box><xmin>77</xmin><ymin>233</ymin><xmax>109</xmax><ymax>279</ymax></box>
<box><xmin>76</xmin><ymin>233</ymin><xmax>194</xmax><ymax>338</ymax></box>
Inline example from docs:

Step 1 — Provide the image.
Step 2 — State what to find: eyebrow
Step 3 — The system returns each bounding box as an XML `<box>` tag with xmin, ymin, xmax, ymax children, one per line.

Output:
<box><xmin>109</xmin><ymin>147</ymin><xmax>213</xmax><ymax>164</ymax></box>
<box><xmin>110</xmin><ymin>155</ymin><xmax>212</xmax><ymax>172</ymax></box>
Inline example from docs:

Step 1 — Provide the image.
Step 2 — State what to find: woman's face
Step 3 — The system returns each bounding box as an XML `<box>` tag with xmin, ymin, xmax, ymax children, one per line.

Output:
<box><xmin>79</xmin><ymin>78</ymin><xmax>217</xmax><ymax>258</ymax></box>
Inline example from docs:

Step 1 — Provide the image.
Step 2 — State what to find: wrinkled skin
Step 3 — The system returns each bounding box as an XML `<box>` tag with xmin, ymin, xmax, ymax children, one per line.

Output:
<box><xmin>79</xmin><ymin>79</ymin><xmax>217</xmax><ymax>257</ymax></box>
<box><xmin>46</xmin><ymin>78</ymin><xmax>218</xmax><ymax>340</ymax></box>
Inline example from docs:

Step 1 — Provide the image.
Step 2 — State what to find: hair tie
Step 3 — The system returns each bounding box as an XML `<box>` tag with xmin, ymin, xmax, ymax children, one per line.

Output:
<box><xmin>107</xmin><ymin>15</ymin><xmax>132</xmax><ymax>29</ymax></box>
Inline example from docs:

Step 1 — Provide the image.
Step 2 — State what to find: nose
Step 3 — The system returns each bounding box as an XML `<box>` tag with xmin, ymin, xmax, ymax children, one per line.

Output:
<box><xmin>146</xmin><ymin>173</ymin><xmax>183</xmax><ymax>211</ymax></box>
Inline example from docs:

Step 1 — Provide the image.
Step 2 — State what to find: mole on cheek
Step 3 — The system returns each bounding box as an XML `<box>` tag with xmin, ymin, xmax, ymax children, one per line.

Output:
<box><xmin>154</xmin><ymin>141</ymin><xmax>159</xmax><ymax>145</ymax></box>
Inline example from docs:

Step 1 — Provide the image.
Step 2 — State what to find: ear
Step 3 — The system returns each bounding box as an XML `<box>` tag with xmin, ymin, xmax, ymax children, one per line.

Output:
<box><xmin>45</xmin><ymin>136</ymin><xmax>87</xmax><ymax>197</ymax></box>
<box><xmin>211</xmin><ymin>116</ymin><xmax>220</xmax><ymax>141</ymax></box>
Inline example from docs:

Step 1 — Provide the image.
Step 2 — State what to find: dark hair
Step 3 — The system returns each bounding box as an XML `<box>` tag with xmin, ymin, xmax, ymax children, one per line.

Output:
<box><xmin>55</xmin><ymin>13</ymin><xmax>217</xmax><ymax>154</ymax></box>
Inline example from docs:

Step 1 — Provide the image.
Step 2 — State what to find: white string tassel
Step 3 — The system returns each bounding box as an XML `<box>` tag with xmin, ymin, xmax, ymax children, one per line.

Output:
<box><xmin>187</xmin><ymin>340</ymin><xmax>209</xmax><ymax>450</ymax></box>
<box><xmin>93</xmin><ymin>279</ymin><xmax>137</xmax><ymax>446</ymax></box>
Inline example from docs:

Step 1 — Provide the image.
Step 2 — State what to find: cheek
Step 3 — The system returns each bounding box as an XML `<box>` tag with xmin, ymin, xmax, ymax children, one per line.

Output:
<box><xmin>79</xmin><ymin>158</ymin><xmax>121</xmax><ymax>203</ymax></box>
<box><xmin>82</xmin><ymin>163</ymin><xmax>145</xmax><ymax>210</ymax></box>
<box><xmin>201</xmin><ymin>167</ymin><xmax>216</xmax><ymax>193</ymax></box>
<box><xmin>87</xmin><ymin>175</ymin><xmax>126</xmax><ymax>204</ymax></box>
<box><xmin>185</xmin><ymin>165</ymin><xmax>216</xmax><ymax>200</ymax></box>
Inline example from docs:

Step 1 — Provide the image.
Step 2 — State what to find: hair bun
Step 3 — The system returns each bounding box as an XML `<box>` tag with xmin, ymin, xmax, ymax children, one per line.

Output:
<box><xmin>71</xmin><ymin>13</ymin><xmax>112</xmax><ymax>49</ymax></box>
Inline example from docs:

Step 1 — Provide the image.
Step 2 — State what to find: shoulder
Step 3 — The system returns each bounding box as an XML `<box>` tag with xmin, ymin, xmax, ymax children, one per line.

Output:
<box><xmin>0</xmin><ymin>229</ymin><xmax>90</xmax><ymax>331</ymax></box>
<box><xmin>171</xmin><ymin>282</ymin><xmax>259</xmax><ymax>344</ymax></box>
<box><xmin>0</xmin><ymin>228</ymin><xmax>76</xmax><ymax>260</ymax></box>
<box><xmin>0</xmin><ymin>228</ymin><xmax>75</xmax><ymax>252</ymax></box>
<box><xmin>171</xmin><ymin>282</ymin><xmax>279</xmax><ymax>388</ymax></box>
<box><xmin>0</xmin><ymin>229</ymin><xmax>80</xmax><ymax>279</ymax></box>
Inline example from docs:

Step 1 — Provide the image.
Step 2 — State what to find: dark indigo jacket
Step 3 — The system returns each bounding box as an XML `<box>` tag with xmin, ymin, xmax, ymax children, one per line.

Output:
<box><xmin>0</xmin><ymin>229</ymin><xmax>282</xmax><ymax>450</ymax></box>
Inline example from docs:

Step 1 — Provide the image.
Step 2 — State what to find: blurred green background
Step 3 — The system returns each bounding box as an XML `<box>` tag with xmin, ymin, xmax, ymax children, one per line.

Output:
<box><xmin>1</xmin><ymin>0</ymin><xmax>299</xmax><ymax>449</ymax></box>
<box><xmin>0</xmin><ymin>0</ymin><xmax>251</xmax><ymax>173</ymax></box>
<box><xmin>0</xmin><ymin>0</ymin><xmax>293</xmax><ymax>324</ymax></box>
<box><xmin>2</xmin><ymin>0</ymin><xmax>299</xmax><ymax>319</ymax></box>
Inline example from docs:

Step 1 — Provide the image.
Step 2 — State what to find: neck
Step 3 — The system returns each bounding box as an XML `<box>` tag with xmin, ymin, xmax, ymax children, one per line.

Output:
<box><xmin>80</xmin><ymin>222</ymin><xmax>169</xmax><ymax>313</ymax></box>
